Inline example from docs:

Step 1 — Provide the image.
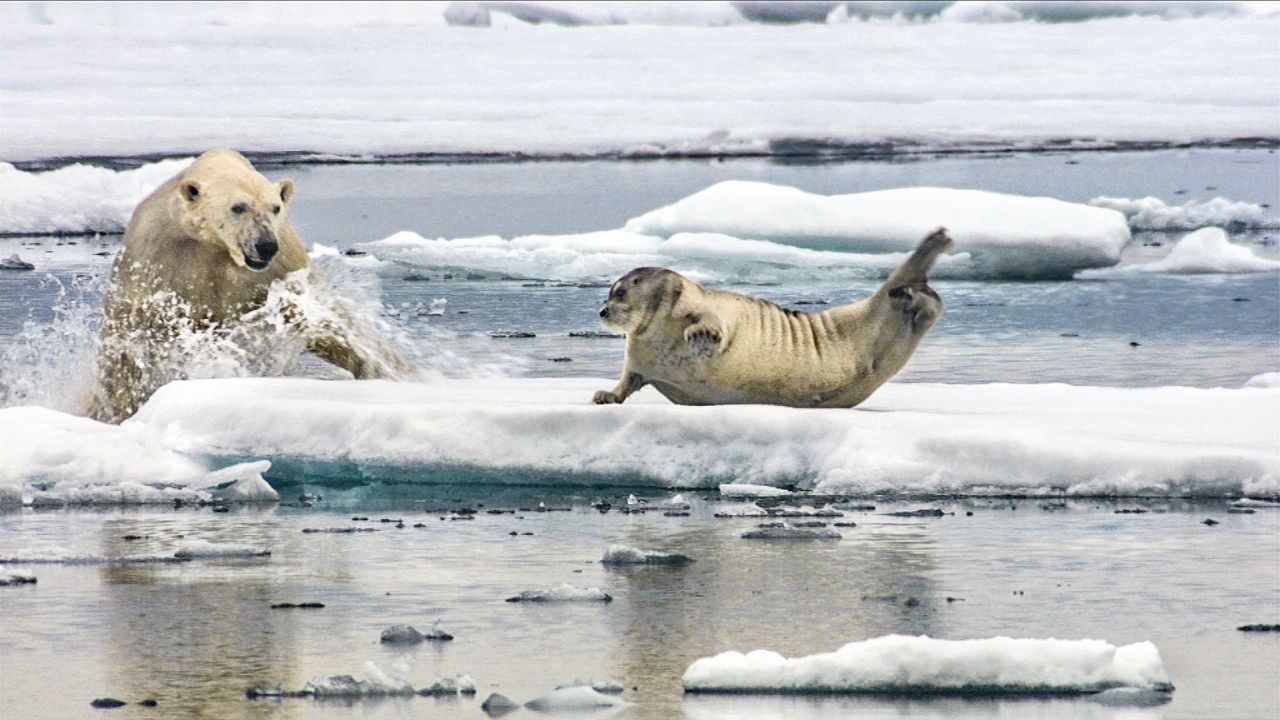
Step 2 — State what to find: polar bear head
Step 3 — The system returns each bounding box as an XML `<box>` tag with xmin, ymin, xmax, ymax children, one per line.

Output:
<box><xmin>176</xmin><ymin>149</ymin><xmax>296</xmax><ymax>271</ymax></box>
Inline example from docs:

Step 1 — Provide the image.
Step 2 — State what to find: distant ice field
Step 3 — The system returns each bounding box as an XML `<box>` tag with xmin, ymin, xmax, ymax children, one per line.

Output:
<box><xmin>1</xmin><ymin>11</ymin><xmax>1276</xmax><ymax>162</ymax></box>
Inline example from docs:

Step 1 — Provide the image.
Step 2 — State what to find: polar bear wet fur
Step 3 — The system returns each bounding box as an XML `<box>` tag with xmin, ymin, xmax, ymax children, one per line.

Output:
<box><xmin>87</xmin><ymin>149</ymin><xmax>409</xmax><ymax>423</ymax></box>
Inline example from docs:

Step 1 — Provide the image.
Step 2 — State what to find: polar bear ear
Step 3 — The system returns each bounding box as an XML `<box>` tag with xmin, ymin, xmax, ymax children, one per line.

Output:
<box><xmin>277</xmin><ymin>179</ymin><xmax>296</xmax><ymax>205</ymax></box>
<box><xmin>179</xmin><ymin>181</ymin><xmax>201</xmax><ymax>203</ymax></box>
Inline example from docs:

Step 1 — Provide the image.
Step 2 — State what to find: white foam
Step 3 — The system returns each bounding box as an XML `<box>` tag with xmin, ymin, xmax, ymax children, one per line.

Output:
<box><xmin>1090</xmin><ymin>196</ymin><xmax>1280</xmax><ymax>231</ymax></box>
<box><xmin>120</xmin><ymin>377</ymin><xmax>1279</xmax><ymax>498</ymax></box>
<box><xmin>682</xmin><ymin>635</ymin><xmax>1174</xmax><ymax>694</ymax></box>
<box><xmin>2</xmin><ymin>14</ymin><xmax>1276</xmax><ymax>161</ymax></box>
<box><xmin>625</xmin><ymin>183</ymin><xmax>1130</xmax><ymax>279</ymax></box>
<box><xmin>1081</xmin><ymin>228</ymin><xmax>1280</xmax><ymax>276</ymax></box>
<box><xmin>0</xmin><ymin>159</ymin><xmax>192</xmax><ymax>234</ymax></box>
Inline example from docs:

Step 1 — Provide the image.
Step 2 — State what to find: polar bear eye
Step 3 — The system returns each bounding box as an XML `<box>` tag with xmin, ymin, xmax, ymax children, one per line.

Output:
<box><xmin>272</xmin><ymin>204</ymin><xmax>281</xmax><ymax>215</ymax></box>
<box><xmin>231</xmin><ymin>203</ymin><xmax>248</xmax><ymax>215</ymax></box>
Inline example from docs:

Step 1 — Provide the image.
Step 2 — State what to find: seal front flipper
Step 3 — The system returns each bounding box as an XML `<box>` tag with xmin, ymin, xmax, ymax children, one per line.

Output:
<box><xmin>593</xmin><ymin>372</ymin><xmax>645</xmax><ymax>405</ymax></box>
<box><xmin>683</xmin><ymin>312</ymin><xmax>724</xmax><ymax>355</ymax></box>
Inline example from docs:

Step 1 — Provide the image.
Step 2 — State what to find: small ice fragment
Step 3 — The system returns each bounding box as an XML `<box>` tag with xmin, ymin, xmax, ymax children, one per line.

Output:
<box><xmin>380</xmin><ymin>624</ymin><xmax>424</xmax><ymax>645</ymax></box>
<box><xmin>505</xmin><ymin>584</ymin><xmax>612</xmax><ymax>603</ymax></box>
<box><xmin>524</xmin><ymin>686</ymin><xmax>629</xmax><ymax>711</ymax></box>
<box><xmin>420</xmin><ymin>674</ymin><xmax>476</xmax><ymax>696</ymax></box>
<box><xmin>173</xmin><ymin>539</ymin><xmax>270</xmax><ymax>559</ymax></box>
<box><xmin>0</xmin><ymin>254</ymin><xmax>35</xmax><ymax>271</ymax></box>
<box><xmin>427</xmin><ymin>298</ymin><xmax>447</xmax><ymax>316</ymax></box>
<box><xmin>740</xmin><ymin>523</ymin><xmax>842</xmax><ymax>540</ymax></box>
<box><xmin>424</xmin><ymin>620</ymin><xmax>455</xmax><ymax>640</ymax></box>
<box><xmin>720</xmin><ymin>483</ymin><xmax>792</xmax><ymax>498</ymax></box>
<box><xmin>601</xmin><ymin>544</ymin><xmax>692</xmax><ymax>566</ymax></box>
<box><xmin>481</xmin><ymin>692</ymin><xmax>520</xmax><ymax>716</ymax></box>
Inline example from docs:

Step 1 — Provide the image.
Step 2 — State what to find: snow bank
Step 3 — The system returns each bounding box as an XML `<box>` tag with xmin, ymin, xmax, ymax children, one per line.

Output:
<box><xmin>1080</xmin><ymin>228</ymin><xmax>1280</xmax><ymax>276</ymax></box>
<box><xmin>625</xmin><ymin>182</ymin><xmax>1130</xmax><ymax>279</ymax></box>
<box><xmin>0</xmin><ymin>159</ymin><xmax>191</xmax><ymax>235</ymax></box>
<box><xmin>0</xmin><ymin>405</ymin><xmax>277</xmax><ymax>506</ymax></box>
<box><xmin>1090</xmin><ymin>196</ymin><xmax>1280</xmax><ymax>231</ymax></box>
<box><xmin>682</xmin><ymin>635</ymin><xmax>1173</xmax><ymax>695</ymax></box>
<box><xmin>2</xmin><ymin>15</ymin><xmax>1276</xmax><ymax>161</ymax></box>
<box><xmin>1245</xmin><ymin>372</ymin><xmax>1280</xmax><ymax>389</ymax></box>
<box><xmin>120</xmin><ymin>377</ymin><xmax>1279</xmax><ymax>498</ymax></box>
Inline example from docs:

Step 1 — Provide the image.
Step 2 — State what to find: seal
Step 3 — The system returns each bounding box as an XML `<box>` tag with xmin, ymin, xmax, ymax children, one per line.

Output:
<box><xmin>592</xmin><ymin>228</ymin><xmax>952</xmax><ymax>408</ymax></box>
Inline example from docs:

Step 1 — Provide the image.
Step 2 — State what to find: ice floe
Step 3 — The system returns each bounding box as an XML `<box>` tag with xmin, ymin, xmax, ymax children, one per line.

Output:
<box><xmin>359</xmin><ymin>183</ymin><xmax>1132</xmax><ymax>282</ymax></box>
<box><xmin>1090</xmin><ymin>195</ymin><xmax>1280</xmax><ymax>231</ymax></box>
<box><xmin>682</xmin><ymin>635</ymin><xmax>1174</xmax><ymax>695</ymax></box>
<box><xmin>1245</xmin><ymin>373</ymin><xmax>1280</xmax><ymax>389</ymax></box>
<box><xmin>2</xmin><ymin>12</ymin><xmax>1276</xmax><ymax>161</ymax></box>
<box><xmin>0</xmin><ymin>405</ymin><xmax>279</xmax><ymax>506</ymax></box>
<box><xmin>0</xmin><ymin>159</ymin><xmax>192</xmax><ymax>235</ymax></box>
<box><xmin>624</xmin><ymin>182</ymin><xmax>1130</xmax><ymax>280</ymax></box>
<box><xmin>720</xmin><ymin>483</ymin><xmax>793</xmax><ymax>498</ymax></box>
<box><xmin>1080</xmin><ymin>228</ymin><xmax>1280</xmax><ymax>276</ymax></box>
<box><xmin>116</xmin><ymin>377</ymin><xmax>1280</xmax><ymax>498</ymax></box>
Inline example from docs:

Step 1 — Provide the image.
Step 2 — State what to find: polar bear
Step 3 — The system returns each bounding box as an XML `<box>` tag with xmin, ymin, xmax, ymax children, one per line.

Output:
<box><xmin>87</xmin><ymin>149</ymin><xmax>410</xmax><ymax>423</ymax></box>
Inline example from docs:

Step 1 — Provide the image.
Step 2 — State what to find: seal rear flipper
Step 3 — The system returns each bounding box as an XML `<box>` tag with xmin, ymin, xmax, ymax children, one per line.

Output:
<box><xmin>884</xmin><ymin>228</ymin><xmax>953</xmax><ymax>288</ymax></box>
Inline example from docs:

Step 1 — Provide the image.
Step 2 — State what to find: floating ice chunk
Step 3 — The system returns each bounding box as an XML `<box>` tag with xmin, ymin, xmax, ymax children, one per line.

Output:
<box><xmin>379</xmin><ymin>624</ymin><xmax>424</xmax><ymax>645</ymax></box>
<box><xmin>426</xmin><ymin>298</ymin><xmax>447</xmax><ymax>316</ymax></box>
<box><xmin>173</xmin><ymin>539</ymin><xmax>270</xmax><ymax>559</ymax></box>
<box><xmin>506</xmin><ymin>584</ymin><xmax>612</xmax><ymax>603</ymax></box>
<box><xmin>740</xmin><ymin>523</ymin><xmax>842</xmax><ymax>540</ymax></box>
<box><xmin>202</xmin><ymin>461</ymin><xmax>279</xmax><ymax>502</ymax></box>
<box><xmin>421</xmin><ymin>674</ymin><xmax>476</xmax><ymax>696</ymax></box>
<box><xmin>682</xmin><ymin>635</ymin><xmax>1174</xmax><ymax>694</ymax></box>
<box><xmin>425</xmin><ymin>620</ymin><xmax>455</xmax><ymax>640</ymax></box>
<box><xmin>0</xmin><ymin>159</ymin><xmax>193</xmax><ymax>234</ymax></box>
<box><xmin>601</xmin><ymin>544</ymin><xmax>693</xmax><ymax>566</ymax></box>
<box><xmin>0</xmin><ymin>569</ymin><xmax>37</xmax><ymax>586</ymax></box>
<box><xmin>720</xmin><ymin>483</ymin><xmax>792</xmax><ymax>498</ymax></box>
<box><xmin>1082</xmin><ymin>228</ymin><xmax>1280</xmax><ymax>276</ymax></box>
<box><xmin>1089</xmin><ymin>195</ymin><xmax>1280</xmax><ymax>231</ymax></box>
<box><xmin>0</xmin><ymin>254</ymin><xmax>35</xmax><ymax>270</ymax></box>
<box><xmin>1245</xmin><ymin>373</ymin><xmax>1280</xmax><ymax>389</ymax></box>
<box><xmin>524</xmin><ymin>685</ymin><xmax>629</xmax><ymax>711</ymax></box>
<box><xmin>481</xmin><ymin>692</ymin><xmax>521</xmax><ymax>715</ymax></box>
<box><xmin>625</xmin><ymin>182</ymin><xmax>1130</xmax><ymax>280</ymax></box>
<box><xmin>305</xmin><ymin>661</ymin><xmax>414</xmax><ymax>697</ymax></box>
<box><xmin>0</xmin><ymin>548</ymin><xmax>183</xmax><ymax>564</ymax></box>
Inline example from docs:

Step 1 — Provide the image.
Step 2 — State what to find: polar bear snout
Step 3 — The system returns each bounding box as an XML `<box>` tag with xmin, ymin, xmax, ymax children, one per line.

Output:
<box><xmin>243</xmin><ymin>232</ymin><xmax>279</xmax><ymax>271</ymax></box>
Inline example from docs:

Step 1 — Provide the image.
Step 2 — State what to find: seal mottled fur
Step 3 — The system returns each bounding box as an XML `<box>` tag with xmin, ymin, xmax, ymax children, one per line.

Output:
<box><xmin>593</xmin><ymin>228</ymin><xmax>952</xmax><ymax>408</ymax></box>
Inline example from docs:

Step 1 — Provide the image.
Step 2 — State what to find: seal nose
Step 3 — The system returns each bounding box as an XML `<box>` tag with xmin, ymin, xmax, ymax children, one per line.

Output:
<box><xmin>253</xmin><ymin>237</ymin><xmax>279</xmax><ymax>263</ymax></box>
<box><xmin>599</xmin><ymin>307</ymin><xmax>609</xmax><ymax>319</ymax></box>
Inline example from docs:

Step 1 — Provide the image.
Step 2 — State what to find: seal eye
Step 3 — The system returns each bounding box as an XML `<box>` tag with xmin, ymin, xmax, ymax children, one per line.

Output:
<box><xmin>614</xmin><ymin>289</ymin><xmax>626</xmax><ymax>300</ymax></box>
<box><xmin>272</xmin><ymin>204</ymin><xmax>281</xmax><ymax>215</ymax></box>
<box><xmin>231</xmin><ymin>203</ymin><xmax>248</xmax><ymax>215</ymax></box>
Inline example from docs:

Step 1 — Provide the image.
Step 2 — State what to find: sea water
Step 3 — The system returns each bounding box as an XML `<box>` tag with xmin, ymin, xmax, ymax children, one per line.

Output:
<box><xmin>0</xmin><ymin>149</ymin><xmax>1277</xmax><ymax>719</ymax></box>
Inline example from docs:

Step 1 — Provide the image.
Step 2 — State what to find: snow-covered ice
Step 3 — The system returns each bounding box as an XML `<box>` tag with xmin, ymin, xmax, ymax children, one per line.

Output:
<box><xmin>682</xmin><ymin>635</ymin><xmax>1174</xmax><ymax>695</ymax></box>
<box><xmin>116</xmin><ymin>377</ymin><xmax>1280</xmax><ymax>498</ymax></box>
<box><xmin>360</xmin><ymin>183</ymin><xmax>1132</xmax><ymax>281</ymax></box>
<box><xmin>1080</xmin><ymin>228</ymin><xmax>1280</xmax><ymax>276</ymax></box>
<box><xmin>624</xmin><ymin>182</ymin><xmax>1130</xmax><ymax>279</ymax></box>
<box><xmin>0</xmin><ymin>159</ymin><xmax>191</xmax><ymax>235</ymax></box>
<box><xmin>720</xmin><ymin>483</ymin><xmax>792</xmax><ymax>498</ymax></box>
<box><xmin>0</xmin><ymin>405</ymin><xmax>278</xmax><ymax>506</ymax></box>
<box><xmin>2</xmin><ymin>9</ymin><xmax>1276</xmax><ymax>161</ymax></box>
<box><xmin>740</xmin><ymin>524</ymin><xmax>843</xmax><ymax>540</ymax></box>
<box><xmin>1090</xmin><ymin>195</ymin><xmax>1280</xmax><ymax>231</ymax></box>
<box><xmin>303</xmin><ymin>661</ymin><xmax>415</xmax><ymax>697</ymax></box>
<box><xmin>1245</xmin><ymin>373</ymin><xmax>1280</xmax><ymax>389</ymax></box>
